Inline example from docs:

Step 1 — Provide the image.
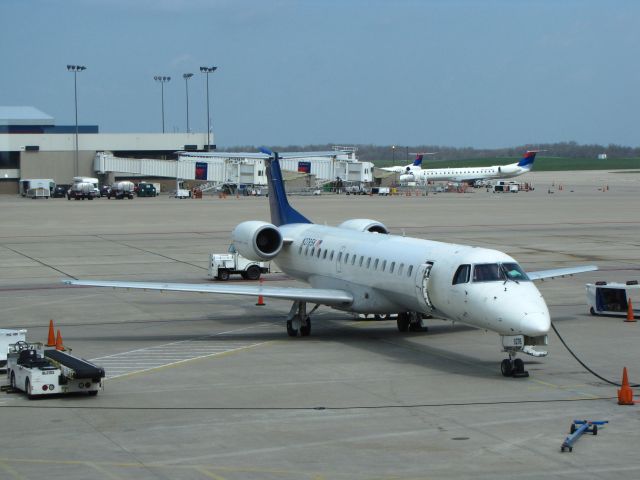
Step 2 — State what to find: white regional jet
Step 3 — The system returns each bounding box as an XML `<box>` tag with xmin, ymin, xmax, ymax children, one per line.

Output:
<box><xmin>400</xmin><ymin>150</ymin><xmax>537</xmax><ymax>185</ymax></box>
<box><xmin>65</xmin><ymin>148</ymin><xmax>596</xmax><ymax>377</ymax></box>
<box><xmin>380</xmin><ymin>152</ymin><xmax>434</xmax><ymax>174</ymax></box>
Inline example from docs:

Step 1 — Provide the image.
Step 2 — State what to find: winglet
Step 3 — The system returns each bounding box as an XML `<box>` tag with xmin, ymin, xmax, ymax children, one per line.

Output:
<box><xmin>263</xmin><ymin>148</ymin><xmax>312</xmax><ymax>227</ymax></box>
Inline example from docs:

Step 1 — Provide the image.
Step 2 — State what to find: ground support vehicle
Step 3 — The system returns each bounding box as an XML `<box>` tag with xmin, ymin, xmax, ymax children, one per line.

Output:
<box><xmin>52</xmin><ymin>184</ymin><xmax>70</xmax><ymax>198</ymax></box>
<box><xmin>20</xmin><ymin>179</ymin><xmax>54</xmax><ymax>199</ymax></box>
<box><xmin>0</xmin><ymin>329</ymin><xmax>26</xmax><ymax>369</ymax></box>
<box><xmin>209</xmin><ymin>251</ymin><xmax>270</xmax><ymax>281</ymax></box>
<box><xmin>6</xmin><ymin>342</ymin><xmax>105</xmax><ymax>399</ymax></box>
<box><xmin>137</xmin><ymin>182</ymin><xmax>158</xmax><ymax>197</ymax></box>
<box><xmin>107</xmin><ymin>181</ymin><xmax>135</xmax><ymax>199</ymax></box>
<box><xmin>67</xmin><ymin>182</ymin><xmax>96</xmax><ymax>200</ymax></box>
<box><xmin>586</xmin><ymin>280</ymin><xmax>639</xmax><ymax>317</ymax></box>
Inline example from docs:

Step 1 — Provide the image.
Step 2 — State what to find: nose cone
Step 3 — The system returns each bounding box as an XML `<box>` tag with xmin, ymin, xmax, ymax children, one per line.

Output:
<box><xmin>520</xmin><ymin>310</ymin><xmax>551</xmax><ymax>336</ymax></box>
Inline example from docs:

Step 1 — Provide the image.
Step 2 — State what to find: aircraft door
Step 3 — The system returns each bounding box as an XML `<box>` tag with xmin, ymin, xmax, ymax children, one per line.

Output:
<box><xmin>415</xmin><ymin>262</ymin><xmax>434</xmax><ymax>312</ymax></box>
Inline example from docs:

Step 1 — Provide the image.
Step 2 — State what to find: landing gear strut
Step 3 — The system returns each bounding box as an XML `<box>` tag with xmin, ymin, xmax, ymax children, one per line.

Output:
<box><xmin>286</xmin><ymin>302</ymin><xmax>318</xmax><ymax>337</ymax></box>
<box><xmin>500</xmin><ymin>352</ymin><xmax>528</xmax><ymax>378</ymax></box>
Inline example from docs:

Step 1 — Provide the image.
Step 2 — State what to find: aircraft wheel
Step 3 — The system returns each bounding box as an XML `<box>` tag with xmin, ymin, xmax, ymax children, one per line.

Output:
<box><xmin>286</xmin><ymin>320</ymin><xmax>298</xmax><ymax>337</ymax></box>
<box><xmin>300</xmin><ymin>318</ymin><xmax>311</xmax><ymax>337</ymax></box>
<box><xmin>589</xmin><ymin>307</ymin><xmax>596</xmax><ymax>315</ymax></box>
<box><xmin>570</xmin><ymin>423</ymin><xmax>576</xmax><ymax>434</ymax></box>
<box><xmin>513</xmin><ymin>358</ymin><xmax>525</xmax><ymax>374</ymax></box>
<box><xmin>500</xmin><ymin>359</ymin><xmax>513</xmax><ymax>377</ymax></box>
<box><xmin>593</xmin><ymin>425</ymin><xmax>598</xmax><ymax>435</ymax></box>
<box><xmin>88</xmin><ymin>390</ymin><xmax>98</xmax><ymax>397</ymax></box>
<box><xmin>397</xmin><ymin>313</ymin><xmax>409</xmax><ymax>332</ymax></box>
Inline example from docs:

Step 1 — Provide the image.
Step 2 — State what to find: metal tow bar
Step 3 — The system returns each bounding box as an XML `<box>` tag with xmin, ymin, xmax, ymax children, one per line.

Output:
<box><xmin>561</xmin><ymin>420</ymin><xmax>608</xmax><ymax>452</ymax></box>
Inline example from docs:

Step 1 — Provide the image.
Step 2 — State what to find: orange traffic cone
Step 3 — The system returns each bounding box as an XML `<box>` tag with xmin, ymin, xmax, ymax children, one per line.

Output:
<box><xmin>256</xmin><ymin>279</ymin><xmax>265</xmax><ymax>306</ymax></box>
<box><xmin>626</xmin><ymin>298</ymin><xmax>636</xmax><ymax>322</ymax></box>
<box><xmin>46</xmin><ymin>319</ymin><xmax>56</xmax><ymax>346</ymax></box>
<box><xmin>55</xmin><ymin>329</ymin><xmax>65</xmax><ymax>351</ymax></box>
<box><xmin>618</xmin><ymin>367</ymin><xmax>635</xmax><ymax>405</ymax></box>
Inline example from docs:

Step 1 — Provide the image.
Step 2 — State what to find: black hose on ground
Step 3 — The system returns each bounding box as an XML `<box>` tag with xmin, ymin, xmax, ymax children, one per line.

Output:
<box><xmin>551</xmin><ymin>321</ymin><xmax>639</xmax><ymax>388</ymax></box>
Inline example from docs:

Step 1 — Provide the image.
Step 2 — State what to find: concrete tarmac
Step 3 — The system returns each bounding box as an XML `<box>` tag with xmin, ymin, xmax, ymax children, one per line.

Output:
<box><xmin>1</xmin><ymin>169</ymin><xmax>639</xmax><ymax>479</ymax></box>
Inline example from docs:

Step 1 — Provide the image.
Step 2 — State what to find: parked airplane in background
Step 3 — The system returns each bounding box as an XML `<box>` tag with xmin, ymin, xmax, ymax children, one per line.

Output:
<box><xmin>400</xmin><ymin>150</ymin><xmax>537</xmax><ymax>185</ymax></box>
<box><xmin>65</xmin><ymin>148</ymin><xmax>595</xmax><ymax>378</ymax></box>
<box><xmin>380</xmin><ymin>152</ymin><xmax>436</xmax><ymax>174</ymax></box>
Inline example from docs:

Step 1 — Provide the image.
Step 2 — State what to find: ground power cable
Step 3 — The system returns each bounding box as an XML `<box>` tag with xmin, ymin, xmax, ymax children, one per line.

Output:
<box><xmin>551</xmin><ymin>321</ymin><xmax>639</xmax><ymax>387</ymax></box>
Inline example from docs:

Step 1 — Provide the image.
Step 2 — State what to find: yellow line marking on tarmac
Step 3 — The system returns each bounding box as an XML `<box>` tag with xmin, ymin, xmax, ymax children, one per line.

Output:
<box><xmin>108</xmin><ymin>342</ymin><xmax>272</xmax><ymax>381</ymax></box>
<box><xmin>85</xmin><ymin>461</ymin><xmax>125</xmax><ymax>480</ymax></box>
<box><xmin>0</xmin><ymin>461</ymin><xmax>27</xmax><ymax>480</ymax></box>
<box><xmin>194</xmin><ymin>466</ymin><xmax>228</xmax><ymax>480</ymax></box>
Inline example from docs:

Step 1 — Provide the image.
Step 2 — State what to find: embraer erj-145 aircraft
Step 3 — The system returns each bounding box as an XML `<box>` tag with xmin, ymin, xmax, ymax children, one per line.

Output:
<box><xmin>380</xmin><ymin>153</ymin><xmax>427</xmax><ymax>174</ymax></box>
<box><xmin>65</xmin><ymin>148</ymin><xmax>595</xmax><ymax>377</ymax></box>
<box><xmin>400</xmin><ymin>150</ymin><xmax>537</xmax><ymax>185</ymax></box>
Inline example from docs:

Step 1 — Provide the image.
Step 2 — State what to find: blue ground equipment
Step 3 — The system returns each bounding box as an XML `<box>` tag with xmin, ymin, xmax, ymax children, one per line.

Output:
<box><xmin>561</xmin><ymin>420</ymin><xmax>608</xmax><ymax>452</ymax></box>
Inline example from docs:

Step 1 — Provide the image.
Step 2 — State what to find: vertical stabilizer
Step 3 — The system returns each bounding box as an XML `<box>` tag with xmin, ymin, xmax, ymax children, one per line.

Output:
<box><xmin>262</xmin><ymin>149</ymin><xmax>312</xmax><ymax>227</ymax></box>
<box><xmin>517</xmin><ymin>151</ymin><xmax>537</xmax><ymax>169</ymax></box>
<box><xmin>412</xmin><ymin>154</ymin><xmax>424</xmax><ymax>167</ymax></box>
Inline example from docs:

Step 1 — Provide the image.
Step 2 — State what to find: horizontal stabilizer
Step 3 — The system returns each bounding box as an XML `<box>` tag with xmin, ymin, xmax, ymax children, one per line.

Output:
<box><xmin>527</xmin><ymin>265</ymin><xmax>598</xmax><ymax>281</ymax></box>
<box><xmin>63</xmin><ymin>279</ymin><xmax>353</xmax><ymax>306</ymax></box>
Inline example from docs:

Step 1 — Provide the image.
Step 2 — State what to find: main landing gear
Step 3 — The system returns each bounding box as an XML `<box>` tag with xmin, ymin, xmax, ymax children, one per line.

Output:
<box><xmin>500</xmin><ymin>353</ymin><xmax>529</xmax><ymax>378</ymax></box>
<box><xmin>286</xmin><ymin>302</ymin><xmax>319</xmax><ymax>337</ymax></box>
<box><xmin>396</xmin><ymin>312</ymin><xmax>428</xmax><ymax>333</ymax></box>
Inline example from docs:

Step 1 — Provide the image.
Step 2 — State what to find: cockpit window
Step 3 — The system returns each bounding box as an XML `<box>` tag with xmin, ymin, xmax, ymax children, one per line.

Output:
<box><xmin>472</xmin><ymin>263</ymin><xmax>530</xmax><ymax>282</ymax></box>
<box><xmin>502</xmin><ymin>263</ymin><xmax>530</xmax><ymax>281</ymax></box>
<box><xmin>452</xmin><ymin>264</ymin><xmax>471</xmax><ymax>284</ymax></box>
<box><xmin>473</xmin><ymin>264</ymin><xmax>504</xmax><ymax>282</ymax></box>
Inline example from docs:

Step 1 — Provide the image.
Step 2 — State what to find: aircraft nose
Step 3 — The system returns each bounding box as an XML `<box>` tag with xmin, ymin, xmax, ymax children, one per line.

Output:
<box><xmin>520</xmin><ymin>311</ymin><xmax>550</xmax><ymax>336</ymax></box>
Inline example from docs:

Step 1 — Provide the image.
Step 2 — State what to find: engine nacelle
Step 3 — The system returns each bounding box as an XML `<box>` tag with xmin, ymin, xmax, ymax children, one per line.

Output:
<box><xmin>231</xmin><ymin>221</ymin><xmax>283</xmax><ymax>261</ymax></box>
<box><xmin>337</xmin><ymin>219</ymin><xmax>389</xmax><ymax>234</ymax></box>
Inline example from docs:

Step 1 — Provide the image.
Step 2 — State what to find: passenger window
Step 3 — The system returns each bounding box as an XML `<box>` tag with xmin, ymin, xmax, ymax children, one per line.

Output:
<box><xmin>323</xmin><ymin>249</ymin><xmax>327</xmax><ymax>259</ymax></box>
<box><xmin>398</xmin><ymin>263</ymin><xmax>404</xmax><ymax>275</ymax></box>
<box><xmin>407</xmin><ymin>265</ymin><xmax>413</xmax><ymax>277</ymax></box>
<box><xmin>366</xmin><ymin>257</ymin><xmax>371</xmax><ymax>268</ymax></box>
<box><xmin>310</xmin><ymin>248</ymin><xmax>315</xmax><ymax>257</ymax></box>
<box><xmin>317</xmin><ymin>248</ymin><xmax>321</xmax><ymax>258</ymax></box>
<box><xmin>390</xmin><ymin>262</ymin><xmax>395</xmax><ymax>273</ymax></box>
<box><xmin>330</xmin><ymin>251</ymin><xmax>334</xmax><ymax>261</ymax></box>
<box><xmin>305</xmin><ymin>246</ymin><xmax>309</xmax><ymax>255</ymax></box>
<box><xmin>359</xmin><ymin>256</ymin><xmax>364</xmax><ymax>267</ymax></box>
<box><xmin>337</xmin><ymin>252</ymin><xmax>342</xmax><ymax>262</ymax></box>
<box><xmin>452</xmin><ymin>264</ymin><xmax>471</xmax><ymax>284</ymax></box>
<box><xmin>351</xmin><ymin>255</ymin><xmax>356</xmax><ymax>265</ymax></box>
<box><xmin>344</xmin><ymin>253</ymin><xmax>349</xmax><ymax>263</ymax></box>
<box><xmin>381</xmin><ymin>260</ymin><xmax>386</xmax><ymax>272</ymax></box>
<box><xmin>298</xmin><ymin>245</ymin><xmax>303</xmax><ymax>254</ymax></box>
<box><xmin>374</xmin><ymin>259</ymin><xmax>379</xmax><ymax>270</ymax></box>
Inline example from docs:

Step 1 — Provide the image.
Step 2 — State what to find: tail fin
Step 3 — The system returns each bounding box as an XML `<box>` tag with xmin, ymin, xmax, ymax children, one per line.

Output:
<box><xmin>412</xmin><ymin>154</ymin><xmax>424</xmax><ymax>167</ymax></box>
<box><xmin>517</xmin><ymin>150</ymin><xmax>537</xmax><ymax>169</ymax></box>
<box><xmin>262</xmin><ymin>148</ymin><xmax>312</xmax><ymax>227</ymax></box>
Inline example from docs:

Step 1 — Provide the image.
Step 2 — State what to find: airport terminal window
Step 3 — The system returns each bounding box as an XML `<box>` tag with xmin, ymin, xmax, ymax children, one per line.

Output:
<box><xmin>472</xmin><ymin>264</ymin><xmax>504</xmax><ymax>282</ymax></box>
<box><xmin>407</xmin><ymin>265</ymin><xmax>413</xmax><ymax>277</ymax></box>
<box><xmin>452</xmin><ymin>264</ymin><xmax>471</xmax><ymax>285</ymax></box>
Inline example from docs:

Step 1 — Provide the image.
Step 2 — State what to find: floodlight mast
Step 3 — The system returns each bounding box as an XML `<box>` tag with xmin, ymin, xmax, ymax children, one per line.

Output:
<box><xmin>200</xmin><ymin>66</ymin><xmax>218</xmax><ymax>151</ymax></box>
<box><xmin>67</xmin><ymin>64</ymin><xmax>86</xmax><ymax>177</ymax></box>
<box><xmin>154</xmin><ymin>76</ymin><xmax>171</xmax><ymax>133</ymax></box>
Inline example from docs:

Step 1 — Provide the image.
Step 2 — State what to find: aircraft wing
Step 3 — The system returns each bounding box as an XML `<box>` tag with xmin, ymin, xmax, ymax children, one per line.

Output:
<box><xmin>527</xmin><ymin>265</ymin><xmax>598</xmax><ymax>281</ymax></box>
<box><xmin>62</xmin><ymin>280</ymin><xmax>354</xmax><ymax>306</ymax></box>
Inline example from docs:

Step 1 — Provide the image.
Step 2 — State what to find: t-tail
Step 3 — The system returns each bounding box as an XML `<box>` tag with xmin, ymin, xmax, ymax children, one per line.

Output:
<box><xmin>412</xmin><ymin>154</ymin><xmax>424</xmax><ymax>167</ymax></box>
<box><xmin>517</xmin><ymin>150</ymin><xmax>537</xmax><ymax>170</ymax></box>
<box><xmin>261</xmin><ymin>147</ymin><xmax>312</xmax><ymax>227</ymax></box>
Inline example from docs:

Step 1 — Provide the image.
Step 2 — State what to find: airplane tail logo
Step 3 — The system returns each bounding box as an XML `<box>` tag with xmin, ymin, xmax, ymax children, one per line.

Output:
<box><xmin>517</xmin><ymin>151</ymin><xmax>537</xmax><ymax>169</ymax></box>
<box><xmin>261</xmin><ymin>148</ymin><xmax>312</xmax><ymax>227</ymax></box>
<box><xmin>412</xmin><ymin>154</ymin><xmax>424</xmax><ymax>167</ymax></box>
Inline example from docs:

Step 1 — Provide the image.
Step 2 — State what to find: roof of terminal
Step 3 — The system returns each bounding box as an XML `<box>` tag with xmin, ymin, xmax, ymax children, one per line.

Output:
<box><xmin>0</xmin><ymin>106</ymin><xmax>54</xmax><ymax>126</ymax></box>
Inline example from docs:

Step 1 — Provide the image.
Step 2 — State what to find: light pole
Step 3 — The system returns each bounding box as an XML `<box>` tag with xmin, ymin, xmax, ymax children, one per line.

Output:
<box><xmin>154</xmin><ymin>76</ymin><xmax>171</xmax><ymax>133</ymax></box>
<box><xmin>67</xmin><ymin>64</ymin><xmax>86</xmax><ymax>177</ymax></box>
<box><xmin>406</xmin><ymin>146</ymin><xmax>409</xmax><ymax>163</ymax></box>
<box><xmin>200</xmin><ymin>66</ymin><xmax>217</xmax><ymax>151</ymax></box>
<box><xmin>182</xmin><ymin>73</ymin><xmax>194</xmax><ymax>133</ymax></box>
<box><xmin>392</xmin><ymin>145</ymin><xmax>396</xmax><ymax>164</ymax></box>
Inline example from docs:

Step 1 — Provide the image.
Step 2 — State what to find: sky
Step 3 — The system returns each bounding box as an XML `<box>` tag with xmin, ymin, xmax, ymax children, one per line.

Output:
<box><xmin>1</xmin><ymin>0</ymin><xmax>639</xmax><ymax>148</ymax></box>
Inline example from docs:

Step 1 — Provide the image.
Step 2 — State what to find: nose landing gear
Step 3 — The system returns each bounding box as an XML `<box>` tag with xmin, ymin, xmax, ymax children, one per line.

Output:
<box><xmin>500</xmin><ymin>355</ymin><xmax>528</xmax><ymax>378</ymax></box>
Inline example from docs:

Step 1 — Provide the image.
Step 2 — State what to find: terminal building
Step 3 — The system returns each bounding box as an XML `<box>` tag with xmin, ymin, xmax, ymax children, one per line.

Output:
<box><xmin>1</xmin><ymin>106</ymin><xmax>372</xmax><ymax>194</ymax></box>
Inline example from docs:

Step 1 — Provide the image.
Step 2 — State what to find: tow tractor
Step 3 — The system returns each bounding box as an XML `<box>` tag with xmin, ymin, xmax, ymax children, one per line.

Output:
<box><xmin>209</xmin><ymin>245</ymin><xmax>270</xmax><ymax>281</ymax></box>
<box><xmin>5</xmin><ymin>341</ymin><xmax>105</xmax><ymax>399</ymax></box>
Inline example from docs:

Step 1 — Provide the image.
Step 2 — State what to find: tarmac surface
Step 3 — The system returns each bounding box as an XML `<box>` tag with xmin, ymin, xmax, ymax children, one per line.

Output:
<box><xmin>1</xmin><ymin>169</ymin><xmax>639</xmax><ymax>479</ymax></box>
